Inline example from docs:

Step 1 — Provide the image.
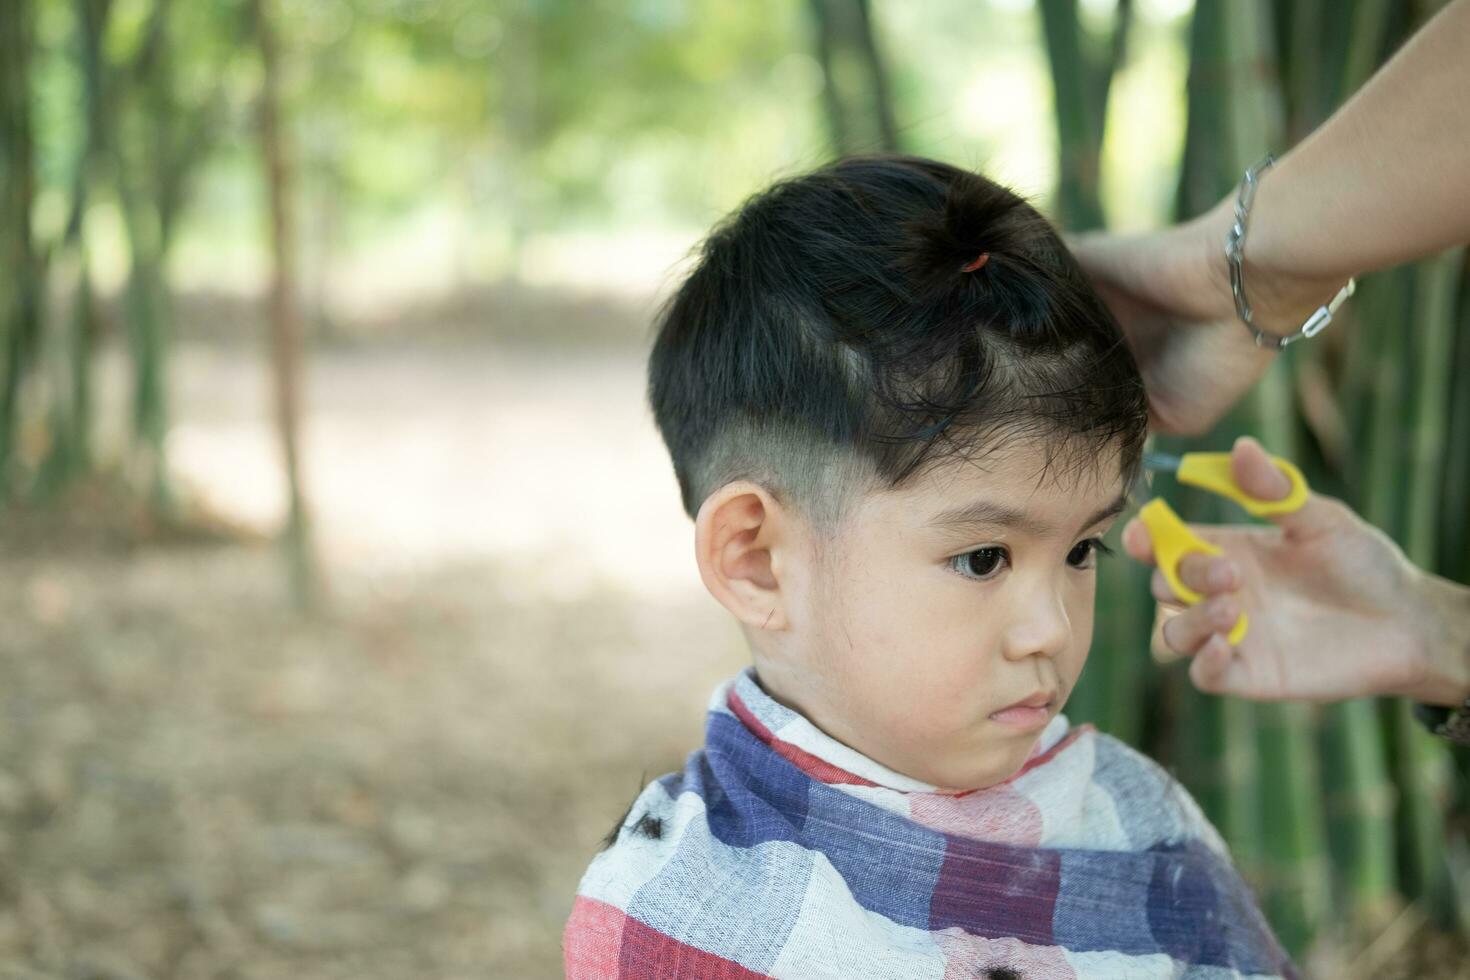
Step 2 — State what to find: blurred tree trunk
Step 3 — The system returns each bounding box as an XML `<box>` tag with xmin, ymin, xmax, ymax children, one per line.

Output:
<box><xmin>807</xmin><ymin>0</ymin><xmax>900</xmax><ymax>156</ymax></box>
<box><xmin>94</xmin><ymin>0</ymin><xmax>240</xmax><ymax>510</ymax></box>
<box><xmin>38</xmin><ymin>0</ymin><xmax>113</xmax><ymax>492</ymax></box>
<box><xmin>110</xmin><ymin>0</ymin><xmax>177</xmax><ymax>510</ymax></box>
<box><xmin>1037</xmin><ymin>0</ymin><xmax>1133</xmax><ymax>230</ymax></box>
<box><xmin>502</xmin><ymin>0</ymin><xmax>537</xmax><ymax>271</ymax></box>
<box><xmin>304</xmin><ymin>21</ymin><xmax>349</xmax><ymax>345</ymax></box>
<box><xmin>0</xmin><ymin>0</ymin><xmax>45</xmax><ymax>493</ymax></box>
<box><xmin>252</xmin><ymin>0</ymin><xmax>320</xmax><ymax>612</ymax></box>
<box><xmin>308</xmin><ymin>171</ymin><xmax>342</xmax><ymax>345</ymax></box>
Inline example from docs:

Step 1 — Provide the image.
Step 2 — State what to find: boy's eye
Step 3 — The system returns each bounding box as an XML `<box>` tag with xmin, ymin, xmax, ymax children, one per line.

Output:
<box><xmin>952</xmin><ymin>546</ymin><xmax>1008</xmax><ymax>580</ymax></box>
<box><xmin>1067</xmin><ymin>537</ymin><xmax>1113</xmax><ymax>568</ymax></box>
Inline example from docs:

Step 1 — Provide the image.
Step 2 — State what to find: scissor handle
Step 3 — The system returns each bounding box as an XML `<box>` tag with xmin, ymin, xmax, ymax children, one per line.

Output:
<box><xmin>1175</xmin><ymin>452</ymin><xmax>1309</xmax><ymax>517</ymax></box>
<box><xmin>1138</xmin><ymin>498</ymin><xmax>1248</xmax><ymax>645</ymax></box>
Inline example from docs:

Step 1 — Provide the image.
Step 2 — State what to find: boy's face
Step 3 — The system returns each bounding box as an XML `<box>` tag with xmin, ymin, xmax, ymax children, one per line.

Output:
<box><xmin>761</xmin><ymin>437</ymin><xmax>1129</xmax><ymax>793</ymax></box>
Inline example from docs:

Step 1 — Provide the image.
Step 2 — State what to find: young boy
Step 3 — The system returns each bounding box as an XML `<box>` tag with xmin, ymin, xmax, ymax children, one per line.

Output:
<box><xmin>563</xmin><ymin>155</ymin><xmax>1295</xmax><ymax>979</ymax></box>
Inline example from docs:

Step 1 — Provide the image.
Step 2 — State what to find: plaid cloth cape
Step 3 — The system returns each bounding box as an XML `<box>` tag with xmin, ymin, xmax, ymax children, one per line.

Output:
<box><xmin>564</xmin><ymin>666</ymin><xmax>1296</xmax><ymax>979</ymax></box>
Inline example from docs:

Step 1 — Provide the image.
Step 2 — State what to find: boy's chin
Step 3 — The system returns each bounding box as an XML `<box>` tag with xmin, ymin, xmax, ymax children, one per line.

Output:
<box><xmin>925</xmin><ymin>740</ymin><xmax>1039</xmax><ymax>794</ymax></box>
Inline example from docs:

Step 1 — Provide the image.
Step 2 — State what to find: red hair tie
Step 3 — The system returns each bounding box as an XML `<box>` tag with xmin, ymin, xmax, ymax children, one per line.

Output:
<box><xmin>960</xmin><ymin>252</ymin><xmax>990</xmax><ymax>273</ymax></box>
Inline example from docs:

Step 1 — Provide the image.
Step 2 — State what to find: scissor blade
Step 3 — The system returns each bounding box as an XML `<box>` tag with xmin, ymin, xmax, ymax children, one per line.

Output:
<box><xmin>1143</xmin><ymin>451</ymin><xmax>1183</xmax><ymax>473</ymax></box>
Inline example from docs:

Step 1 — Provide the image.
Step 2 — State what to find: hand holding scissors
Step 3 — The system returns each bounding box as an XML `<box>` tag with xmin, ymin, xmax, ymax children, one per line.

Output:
<box><xmin>1123</xmin><ymin>436</ymin><xmax>1465</xmax><ymax>705</ymax></box>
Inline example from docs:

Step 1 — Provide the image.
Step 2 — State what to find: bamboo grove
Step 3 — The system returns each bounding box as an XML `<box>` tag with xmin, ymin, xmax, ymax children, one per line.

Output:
<box><xmin>815</xmin><ymin>1</ymin><xmax>1469</xmax><ymax>952</ymax></box>
<box><xmin>1</xmin><ymin>0</ymin><xmax>237</xmax><ymax>507</ymax></box>
<box><xmin>0</xmin><ymin>0</ymin><xmax>315</xmax><ymax>602</ymax></box>
<box><xmin>1038</xmin><ymin>0</ymin><xmax>1470</xmax><ymax>961</ymax></box>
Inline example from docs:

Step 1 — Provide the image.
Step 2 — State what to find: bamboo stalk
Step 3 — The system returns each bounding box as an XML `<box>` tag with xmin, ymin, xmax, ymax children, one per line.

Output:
<box><xmin>1320</xmin><ymin>699</ymin><xmax>1400</xmax><ymax>927</ymax></box>
<box><xmin>1404</xmin><ymin>250</ymin><xmax>1464</xmax><ymax>571</ymax></box>
<box><xmin>1340</xmin><ymin>0</ymin><xmax>1395</xmax><ymax>98</ymax></box>
<box><xmin>253</xmin><ymin>0</ymin><xmax>320</xmax><ymax>611</ymax></box>
<box><xmin>1218</xmin><ymin>2</ymin><xmax>1332</xmax><ymax>952</ymax></box>
<box><xmin>1174</xmin><ymin>0</ymin><xmax>1231</xmax><ymax>217</ymax></box>
<box><xmin>1159</xmin><ymin>0</ymin><xmax>1269</xmax><ymax>887</ymax></box>
<box><xmin>1256</xmin><ymin>701</ymin><xmax>1332</xmax><ymax>951</ymax></box>
<box><xmin>0</xmin><ymin>0</ymin><xmax>43</xmax><ymax>492</ymax></box>
<box><xmin>1286</xmin><ymin>0</ymin><xmax>1323</xmax><ymax>135</ymax></box>
<box><xmin>1099</xmin><ymin>541</ymin><xmax>1150</xmax><ymax>748</ymax></box>
<box><xmin>1066</xmin><ymin>519</ymin><xmax>1152</xmax><ymax>747</ymax></box>
<box><xmin>1246</xmin><ymin>356</ymin><xmax>1331</xmax><ymax>950</ymax></box>
<box><xmin>1179</xmin><ymin>678</ymin><xmax>1263</xmax><ymax>874</ymax></box>
<box><xmin>1248</xmin><ymin>360</ymin><xmax>1332</xmax><ymax>952</ymax></box>
<box><xmin>1390</xmin><ymin>249</ymin><xmax>1464</xmax><ymax>925</ymax></box>
<box><xmin>1440</xmin><ymin>263</ymin><xmax>1470</xmax><ymax>588</ymax></box>
<box><xmin>1320</xmin><ymin>266</ymin><xmax>1405</xmax><ymax>933</ymax></box>
<box><xmin>1360</xmin><ymin>269</ymin><xmax>1412</xmax><ymax>536</ymax></box>
<box><xmin>806</xmin><ymin>0</ymin><xmax>900</xmax><ymax>157</ymax></box>
<box><xmin>1037</xmin><ymin>0</ymin><xmax>1106</xmax><ymax>230</ymax></box>
<box><xmin>1355</xmin><ymin>264</ymin><xmax>1422</xmax><ymax>936</ymax></box>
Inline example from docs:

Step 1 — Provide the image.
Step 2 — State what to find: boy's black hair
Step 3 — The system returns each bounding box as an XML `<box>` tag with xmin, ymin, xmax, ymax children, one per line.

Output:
<box><xmin>648</xmin><ymin>154</ymin><xmax>1148</xmax><ymax>531</ymax></box>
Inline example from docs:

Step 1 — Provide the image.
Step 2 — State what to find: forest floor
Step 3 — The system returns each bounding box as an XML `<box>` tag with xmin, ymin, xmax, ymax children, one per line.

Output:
<box><xmin>0</xmin><ymin>289</ymin><xmax>1464</xmax><ymax>978</ymax></box>
<box><xmin>0</xmin><ymin>294</ymin><xmax>749</xmax><ymax>979</ymax></box>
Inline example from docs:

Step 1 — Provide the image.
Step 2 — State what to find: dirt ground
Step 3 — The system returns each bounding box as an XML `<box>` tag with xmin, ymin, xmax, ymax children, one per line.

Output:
<box><xmin>0</xmin><ymin>319</ymin><xmax>1464</xmax><ymax>978</ymax></box>
<box><xmin>0</xmin><ymin>329</ymin><xmax>749</xmax><ymax>979</ymax></box>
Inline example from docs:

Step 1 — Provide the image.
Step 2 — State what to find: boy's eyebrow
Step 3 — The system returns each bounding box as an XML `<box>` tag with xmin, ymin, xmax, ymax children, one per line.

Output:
<box><xmin>927</xmin><ymin>491</ymin><xmax>1129</xmax><ymax>537</ymax></box>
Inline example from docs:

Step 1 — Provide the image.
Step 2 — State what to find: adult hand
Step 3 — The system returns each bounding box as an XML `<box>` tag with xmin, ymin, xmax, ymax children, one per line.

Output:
<box><xmin>1069</xmin><ymin>201</ymin><xmax>1346</xmax><ymax>436</ymax></box>
<box><xmin>1122</xmin><ymin>435</ymin><xmax>1469</xmax><ymax>705</ymax></box>
<box><xmin>1073</xmin><ymin>0</ymin><xmax>1470</xmax><ymax>435</ymax></box>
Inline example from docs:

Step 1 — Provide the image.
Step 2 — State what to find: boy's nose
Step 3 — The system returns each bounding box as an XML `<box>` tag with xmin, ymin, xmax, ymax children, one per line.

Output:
<box><xmin>1000</xmin><ymin>589</ymin><xmax>1072</xmax><ymax>661</ymax></box>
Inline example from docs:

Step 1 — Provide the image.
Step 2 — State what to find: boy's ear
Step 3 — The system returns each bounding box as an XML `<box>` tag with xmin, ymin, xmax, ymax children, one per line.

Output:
<box><xmin>694</xmin><ymin>481</ymin><xmax>794</xmax><ymax>632</ymax></box>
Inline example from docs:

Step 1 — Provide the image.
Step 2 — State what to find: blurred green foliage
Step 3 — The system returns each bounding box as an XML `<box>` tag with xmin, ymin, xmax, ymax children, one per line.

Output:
<box><xmin>3</xmin><ymin>0</ymin><xmax>1465</xmax><ymax>968</ymax></box>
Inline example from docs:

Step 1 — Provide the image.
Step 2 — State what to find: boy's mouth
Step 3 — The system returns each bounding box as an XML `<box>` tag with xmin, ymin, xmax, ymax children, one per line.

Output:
<box><xmin>988</xmin><ymin>689</ymin><xmax>1057</xmax><ymax>730</ymax></box>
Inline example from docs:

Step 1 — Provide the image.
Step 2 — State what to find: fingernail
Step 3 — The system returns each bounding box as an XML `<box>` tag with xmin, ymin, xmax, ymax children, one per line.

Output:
<box><xmin>1209</xmin><ymin>563</ymin><xmax>1232</xmax><ymax>589</ymax></box>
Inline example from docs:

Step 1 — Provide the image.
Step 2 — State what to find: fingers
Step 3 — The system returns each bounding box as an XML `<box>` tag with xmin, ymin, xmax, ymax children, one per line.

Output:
<box><xmin>1161</xmin><ymin>593</ymin><xmax>1241</xmax><ymax>655</ymax></box>
<box><xmin>1149</xmin><ymin>598</ymin><xmax>1244</xmax><ymax>696</ymax></box>
<box><xmin>1149</xmin><ymin>605</ymin><xmax>1178</xmax><ymax>663</ymax></box>
<box><xmin>1124</xmin><ymin>519</ymin><xmax>1239</xmax><ymax>586</ymax></box>
<box><xmin>1132</xmin><ymin>529</ymin><xmax>1240</xmax><ymax>606</ymax></box>
<box><xmin>1179</xmin><ymin>551</ymin><xmax>1241</xmax><ymax>593</ymax></box>
<box><xmin>1188</xmin><ymin>633</ymin><xmax>1239</xmax><ymax>693</ymax></box>
<box><xmin>1151</xmin><ymin>610</ymin><xmax>1244</xmax><ymax>695</ymax></box>
<box><xmin>1231</xmin><ymin>435</ymin><xmax>1352</xmax><ymax>540</ymax></box>
<box><xmin>1150</xmin><ymin>568</ymin><xmax>1175</xmax><ymax>603</ymax></box>
<box><xmin>1066</xmin><ymin>230</ymin><xmax>1124</xmax><ymax>283</ymax></box>
<box><xmin>1229</xmin><ymin>435</ymin><xmax>1291</xmax><ymax>501</ymax></box>
<box><xmin>1122</xmin><ymin>517</ymin><xmax>1154</xmax><ymax>564</ymax></box>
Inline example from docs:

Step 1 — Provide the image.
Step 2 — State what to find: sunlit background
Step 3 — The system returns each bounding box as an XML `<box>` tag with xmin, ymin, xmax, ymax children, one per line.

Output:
<box><xmin>1</xmin><ymin>0</ymin><xmax>1466</xmax><ymax>977</ymax></box>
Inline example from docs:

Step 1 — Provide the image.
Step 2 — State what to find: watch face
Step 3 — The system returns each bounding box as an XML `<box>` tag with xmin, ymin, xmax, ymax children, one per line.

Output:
<box><xmin>1449</xmin><ymin>710</ymin><xmax>1470</xmax><ymax>746</ymax></box>
<box><xmin>1414</xmin><ymin>699</ymin><xmax>1470</xmax><ymax>746</ymax></box>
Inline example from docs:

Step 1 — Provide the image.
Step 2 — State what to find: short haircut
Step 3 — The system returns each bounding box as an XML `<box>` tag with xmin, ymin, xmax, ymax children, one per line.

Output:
<box><xmin>648</xmin><ymin>154</ymin><xmax>1148</xmax><ymax>533</ymax></box>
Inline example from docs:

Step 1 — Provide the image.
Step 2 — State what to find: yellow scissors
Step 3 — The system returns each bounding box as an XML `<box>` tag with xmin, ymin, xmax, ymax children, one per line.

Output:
<box><xmin>1137</xmin><ymin>450</ymin><xmax>1310</xmax><ymax>644</ymax></box>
